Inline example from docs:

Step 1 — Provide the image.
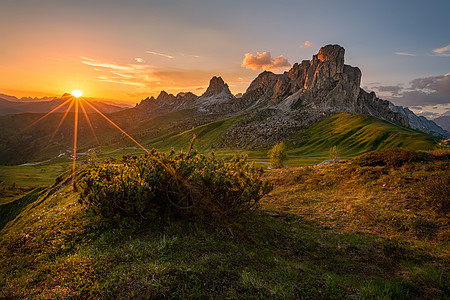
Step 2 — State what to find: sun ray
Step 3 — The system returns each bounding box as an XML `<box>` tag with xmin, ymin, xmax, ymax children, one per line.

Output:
<box><xmin>72</xmin><ymin>97</ymin><xmax>79</xmax><ymax>188</ymax></box>
<box><xmin>81</xmin><ymin>98</ymin><xmax>182</xmax><ymax>179</ymax></box>
<box><xmin>17</xmin><ymin>97</ymin><xmax>73</xmax><ymax>135</ymax></box>
<box><xmin>82</xmin><ymin>98</ymin><xmax>150</xmax><ymax>153</ymax></box>
<box><xmin>79</xmin><ymin>98</ymin><xmax>101</xmax><ymax>147</ymax></box>
<box><xmin>42</xmin><ymin>98</ymin><xmax>76</xmax><ymax>154</ymax></box>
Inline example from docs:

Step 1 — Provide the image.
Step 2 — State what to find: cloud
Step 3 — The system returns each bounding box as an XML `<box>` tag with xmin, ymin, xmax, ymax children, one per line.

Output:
<box><xmin>372</xmin><ymin>85</ymin><xmax>403</xmax><ymax>96</ymax></box>
<box><xmin>390</xmin><ymin>74</ymin><xmax>450</xmax><ymax>106</ymax></box>
<box><xmin>81</xmin><ymin>57</ymin><xmax>248</xmax><ymax>98</ymax></box>
<box><xmin>395</xmin><ymin>52</ymin><xmax>416</xmax><ymax>57</ymax></box>
<box><xmin>432</xmin><ymin>44</ymin><xmax>450</xmax><ymax>56</ymax></box>
<box><xmin>146</xmin><ymin>51</ymin><xmax>174</xmax><ymax>59</ymax></box>
<box><xmin>135</xmin><ymin>57</ymin><xmax>144</xmax><ymax>63</ymax></box>
<box><xmin>300</xmin><ymin>41</ymin><xmax>312</xmax><ymax>48</ymax></box>
<box><xmin>392</xmin><ymin>90</ymin><xmax>449</xmax><ymax>106</ymax></box>
<box><xmin>181</xmin><ymin>53</ymin><xmax>201</xmax><ymax>58</ymax></box>
<box><xmin>414</xmin><ymin>110</ymin><xmax>440</xmax><ymax>119</ymax></box>
<box><xmin>81</xmin><ymin>57</ymin><xmax>160</xmax><ymax>87</ymax></box>
<box><xmin>241</xmin><ymin>52</ymin><xmax>291</xmax><ymax>72</ymax></box>
<box><xmin>410</xmin><ymin>74</ymin><xmax>450</xmax><ymax>94</ymax></box>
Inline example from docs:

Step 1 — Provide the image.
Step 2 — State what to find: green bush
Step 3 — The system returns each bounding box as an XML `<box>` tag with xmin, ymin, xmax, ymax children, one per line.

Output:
<box><xmin>78</xmin><ymin>148</ymin><xmax>272</xmax><ymax>221</ymax></box>
<box><xmin>268</xmin><ymin>142</ymin><xmax>287</xmax><ymax>169</ymax></box>
<box><xmin>352</xmin><ymin>148</ymin><xmax>432</xmax><ymax>167</ymax></box>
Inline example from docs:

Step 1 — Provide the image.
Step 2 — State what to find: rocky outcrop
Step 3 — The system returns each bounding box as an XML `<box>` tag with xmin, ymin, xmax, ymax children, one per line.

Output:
<box><xmin>200</xmin><ymin>76</ymin><xmax>233</xmax><ymax>98</ymax></box>
<box><xmin>223</xmin><ymin>44</ymin><xmax>412</xmax><ymax>147</ymax></box>
<box><xmin>195</xmin><ymin>76</ymin><xmax>237</xmax><ymax>113</ymax></box>
<box><xmin>135</xmin><ymin>76</ymin><xmax>239</xmax><ymax>115</ymax></box>
<box><xmin>136</xmin><ymin>90</ymin><xmax>198</xmax><ymax>115</ymax></box>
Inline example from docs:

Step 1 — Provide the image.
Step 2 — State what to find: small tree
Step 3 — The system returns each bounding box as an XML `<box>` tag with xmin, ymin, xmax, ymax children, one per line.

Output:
<box><xmin>329</xmin><ymin>145</ymin><xmax>339</xmax><ymax>163</ymax></box>
<box><xmin>268</xmin><ymin>142</ymin><xmax>287</xmax><ymax>169</ymax></box>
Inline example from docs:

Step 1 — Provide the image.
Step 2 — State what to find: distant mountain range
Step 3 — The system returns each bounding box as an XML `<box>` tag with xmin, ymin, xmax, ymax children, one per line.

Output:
<box><xmin>0</xmin><ymin>44</ymin><xmax>447</xmax><ymax>164</ymax></box>
<box><xmin>0</xmin><ymin>93</ymin><xmax>131</xmax><ymax>115</ymax></box>
<box><xmin>129</xmin><ymin>44</ymin><xmax>449</xmax><ymax>141</ymax></box>
<box><xmin>434</xmin><ymin>115</ymin><xmax>450</xmax><ymax>131</ymax></box>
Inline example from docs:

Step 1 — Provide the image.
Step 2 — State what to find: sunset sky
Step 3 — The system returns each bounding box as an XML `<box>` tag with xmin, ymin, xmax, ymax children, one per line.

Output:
<box><xmin>1</xmin><ymin>0</ymin><xmax>449</xmax><ymax>115</ymax></box>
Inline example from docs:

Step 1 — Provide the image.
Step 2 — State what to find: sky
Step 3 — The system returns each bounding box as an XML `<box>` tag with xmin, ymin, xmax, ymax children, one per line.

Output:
<box><xmin>0</xmin><ymin>0</ymin><xmax>449</xmax><ymax>116</ymax></box>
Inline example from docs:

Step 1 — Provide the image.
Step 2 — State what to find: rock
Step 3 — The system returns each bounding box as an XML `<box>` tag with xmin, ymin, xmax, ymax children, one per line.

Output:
<box><xmin>200</xmin><ymin>76</ymin><xmax>233</xmax><ymax>98</ymax></box>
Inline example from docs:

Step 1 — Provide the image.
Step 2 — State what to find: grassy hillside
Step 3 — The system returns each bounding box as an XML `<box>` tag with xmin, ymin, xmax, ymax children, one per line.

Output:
<box><xmin>0</xmin><ymin>149</ymin><xmax>448</xmax><ymax>298</ymax></box>
<box><xmin>286</xmin><ymin>113</ymin><xmax>440</xmax><ymax>163</ymax></box>
<box><xmin>143</xmin><ymin>112</ymin><xmax>442</xmax><ymax>165</ymax></box>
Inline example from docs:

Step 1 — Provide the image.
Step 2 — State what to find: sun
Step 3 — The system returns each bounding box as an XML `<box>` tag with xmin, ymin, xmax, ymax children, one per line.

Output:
<box><xmin>71</xmin><ymin>90</ymin><xmax>83</xmax><ymax>97</ymax></box>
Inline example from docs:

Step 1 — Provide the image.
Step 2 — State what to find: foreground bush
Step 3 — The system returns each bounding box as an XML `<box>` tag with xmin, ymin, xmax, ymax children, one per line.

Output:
<box><xmin>78</xmin><ymin>148</ymin><xmax>272</xmax><ymax>221</ymax></box>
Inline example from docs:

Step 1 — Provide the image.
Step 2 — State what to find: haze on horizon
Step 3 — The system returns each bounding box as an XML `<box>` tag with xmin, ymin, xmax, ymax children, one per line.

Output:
<box><xmin>0</xmin><ymin>0</ymin><xmax>449</xmax><ymax>117</ymax></box>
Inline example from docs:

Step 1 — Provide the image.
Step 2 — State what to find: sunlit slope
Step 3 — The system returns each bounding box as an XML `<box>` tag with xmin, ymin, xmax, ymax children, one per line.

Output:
<box><xmin>287</xmin><ymin>112</ymin><xmax>440</xmax><ymax>158</ymax></box>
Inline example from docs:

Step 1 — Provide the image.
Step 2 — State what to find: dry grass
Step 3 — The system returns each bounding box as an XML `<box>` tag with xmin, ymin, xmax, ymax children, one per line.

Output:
<box><xmin>261</xmin><ymin>158</ymin><xmax>450</xmax><ymax>244</ymax></box>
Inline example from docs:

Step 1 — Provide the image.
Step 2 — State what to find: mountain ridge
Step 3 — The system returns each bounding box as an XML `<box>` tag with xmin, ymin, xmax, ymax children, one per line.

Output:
<box><xmin>130</xmin><ymin>44</ymin><xmax>447</xmax><ymax>143</ymax></box>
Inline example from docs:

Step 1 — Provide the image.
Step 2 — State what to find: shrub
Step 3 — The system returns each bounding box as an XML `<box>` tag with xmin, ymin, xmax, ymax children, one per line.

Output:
<box><xmin>78</xmin><ymin>148</ymin><xmax>272</xmax><ymax>221</ymax></box>
<box><xmin>352</xmin><ymin>148</ymin><xmax>432</xmax><ymax>167</ymax></box>
<box><xmin>268</xmin><ymin>142</ymin><xmax>287</xmax><ymax>169</ymax></box>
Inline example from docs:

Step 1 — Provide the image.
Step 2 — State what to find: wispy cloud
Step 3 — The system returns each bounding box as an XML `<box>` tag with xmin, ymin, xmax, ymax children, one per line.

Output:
<box><xmin>181</xmin><ymin>53</ymin><xmax>201</xmax><ymax>58</ymax></box>
<box><xmin>241</xmin><ymin>51</ymin><xmax>291</xmax><ymax>72</ymax></box>
<box><xmin>146</xmin><ymin>51</ymin><xmax>174</xmax><ymax>59</ymax></box>
<box><xmin>300</xmin><ymin>41</ymin><xmax>312</xmax><ymax>48</ymax></box>
<box><xmin>432</xmin><ymin>44</ymin><xmax>450</xmax><ymax>57</ymax></box>
<box><xmin>395</xmin><ymin>52</ymin><xmax>416</xmax><ymax>57</ymax></box>
<box><xmin>81</xmin><ymin>57</ymin><xmax>159</xmax><ymax>87</ymax></box>
<box><xmin>81</xmin><ymin>56</ymin><xmax>245</xmax><ymax>97</ymax></box>
<box><xmin>135</xmin><ymin>57</ymin><xmax>144</xmax><ymax>63</ymax></box>
<box><xmin>372</xmin><ymin>85</ymin><xmax>403</xmax><ymax>96</ymax></box>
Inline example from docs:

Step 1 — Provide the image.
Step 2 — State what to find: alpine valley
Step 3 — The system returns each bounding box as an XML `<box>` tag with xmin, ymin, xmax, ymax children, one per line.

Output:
<box><xmin>0</xmin><ymin>45</ymin><xmax>447</xmax><ymax>166</ymax></box>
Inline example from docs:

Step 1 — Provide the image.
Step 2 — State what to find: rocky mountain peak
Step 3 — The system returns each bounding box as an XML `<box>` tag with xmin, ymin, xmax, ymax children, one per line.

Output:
<box><xmin>201</xmin><ymin>76</ymin><xmax>233</xmax><ymax>98</ymax></box>
<box><xmin>304</xmin><ymin>44</ymin><xmax>349</xmax><ymax>90</ymax></box>
<box><xmin>61</xmin><ymin>93</ymin><xmax>72</xmax><ymax>100</ymax></box>
<box><xmin>317</xmin><ymin>44</ymin><xmax>345</xmax><ymax>66</ymax></box>
<box><xmin>156</xmin><ymin>90</ymin><xmax>175</xmax><ymax>101</ymax></box>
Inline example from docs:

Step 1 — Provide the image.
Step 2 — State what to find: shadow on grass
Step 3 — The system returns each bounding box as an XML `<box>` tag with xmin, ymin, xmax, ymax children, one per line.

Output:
<box><xmin>0</xmin><ymin>187</ymin><xmax>46</xmax><ymax>230</ymax></box>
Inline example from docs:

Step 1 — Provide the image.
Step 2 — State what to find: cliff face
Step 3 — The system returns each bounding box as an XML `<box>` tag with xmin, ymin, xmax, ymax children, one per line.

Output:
<box><xmin>224</xmin><ymin>45</ymin><xmax>413</xmax><ymax>146</ymax></box>
<box><xmin>241</xmin><ymin>44</ymin><xmax>407</xmax><ymax>126</ymax></box>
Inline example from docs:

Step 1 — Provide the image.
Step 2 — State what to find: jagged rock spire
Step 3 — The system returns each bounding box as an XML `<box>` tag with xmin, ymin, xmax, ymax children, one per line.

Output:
<box><xmin>201</xmin><ymin>76</ymin><xmax>233</xmax><ymax>98</ymax></box>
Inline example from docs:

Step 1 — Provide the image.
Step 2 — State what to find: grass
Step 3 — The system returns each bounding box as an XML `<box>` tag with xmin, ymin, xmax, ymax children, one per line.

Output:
<box><xmin>286</xmin><ymin>112</ymin><xmax>440</xmax><ymax>159</ymax></box>
<box><xmin>0</xmin><ymin>163</ymin><xmax>67</xmax><ymax>187</ymax></box>
<box><xmin>0</xmin><ymin>149</ymin><xmax>448</xmax><ymax>298</ymax></box>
